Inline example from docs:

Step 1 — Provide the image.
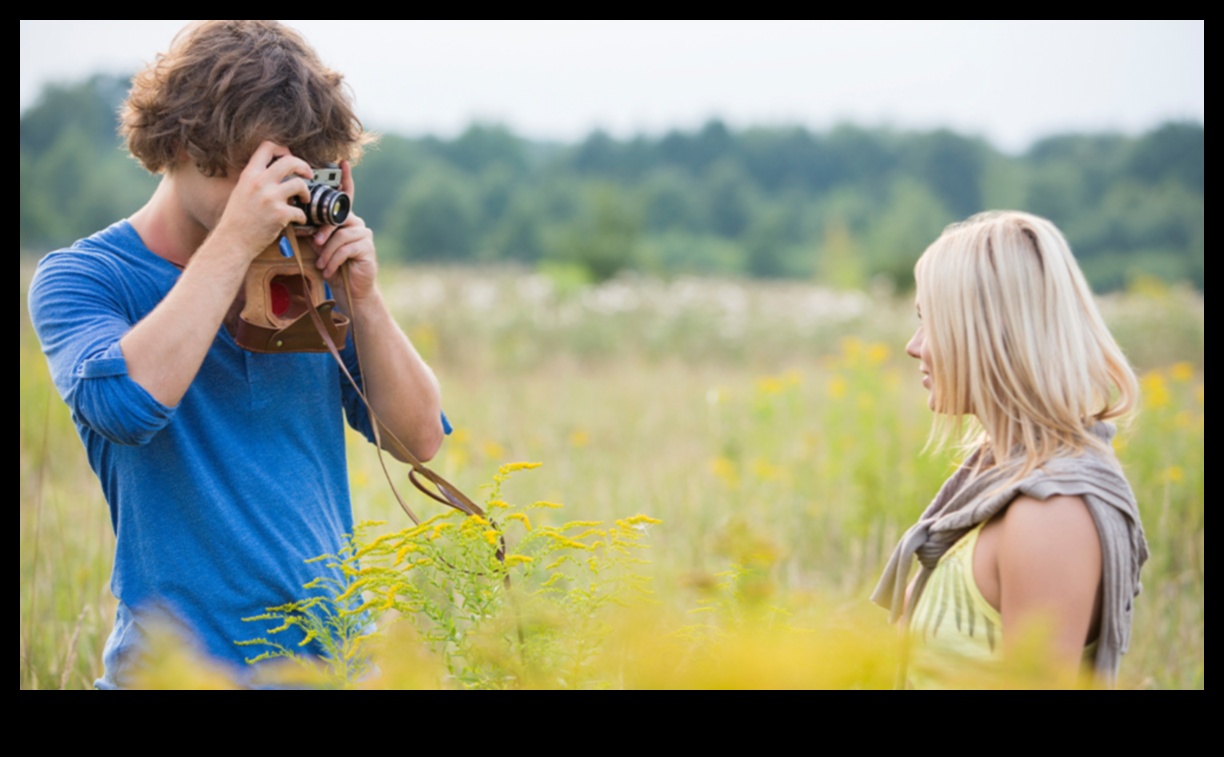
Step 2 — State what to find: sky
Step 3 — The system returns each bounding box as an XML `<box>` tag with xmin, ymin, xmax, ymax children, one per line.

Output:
<box><xmin>20</xmin><ymin>20</ymin><xmax>1204</xmax><ymax>154</ymax></box>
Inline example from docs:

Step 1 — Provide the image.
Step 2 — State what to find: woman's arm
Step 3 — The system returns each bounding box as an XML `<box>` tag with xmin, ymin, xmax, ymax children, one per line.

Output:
<box><xmin>996</xmin><ymin>494</ymin><xmax>1103</xmax><ymax>669</ymax></box>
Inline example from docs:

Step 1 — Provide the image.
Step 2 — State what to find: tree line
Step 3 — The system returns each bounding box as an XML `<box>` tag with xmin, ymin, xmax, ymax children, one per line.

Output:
<box><xmin>21</xmin><ymin>73</ymin><xmax>1204</xmax><ymax>291</ymax></box>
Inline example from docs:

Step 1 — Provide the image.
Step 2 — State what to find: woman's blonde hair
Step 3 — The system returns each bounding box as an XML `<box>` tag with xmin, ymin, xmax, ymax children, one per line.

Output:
<box><xmin>915</xmin><ymin>210</ymin><xmax>1138</xmax><ymax>479</ymax></box>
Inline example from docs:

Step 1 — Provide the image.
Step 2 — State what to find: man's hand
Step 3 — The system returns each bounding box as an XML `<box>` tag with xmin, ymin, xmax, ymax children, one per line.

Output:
<box><xmin>211</xmin><ymin>141</ymin><xmax>314</xmax><ymax>262</ymax></box>
<box><xmin>308</xmin><ymin>160</ymin><xmax>377</xmax><ymax>305</ymax></box>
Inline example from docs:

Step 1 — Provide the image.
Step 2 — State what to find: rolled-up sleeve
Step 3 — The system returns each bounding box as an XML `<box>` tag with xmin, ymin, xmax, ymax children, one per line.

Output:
<box><xmin>28</xmin><ymin>253</ymin><xmax>176</xmax><ymax>446</ymax></box>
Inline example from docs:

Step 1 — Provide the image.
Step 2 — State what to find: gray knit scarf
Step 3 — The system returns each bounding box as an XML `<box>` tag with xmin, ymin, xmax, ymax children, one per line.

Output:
<box><xmin>871</xmin><ymin>422</ymin><xmax>1149</xmax><ymax>683</ymax></box>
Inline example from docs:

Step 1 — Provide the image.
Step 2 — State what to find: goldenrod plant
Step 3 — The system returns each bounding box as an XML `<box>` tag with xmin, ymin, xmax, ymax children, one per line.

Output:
<box><xmin>239</xmin><ymin>462</ymin><xmax>659</xmax><ymax>689</ymax></box>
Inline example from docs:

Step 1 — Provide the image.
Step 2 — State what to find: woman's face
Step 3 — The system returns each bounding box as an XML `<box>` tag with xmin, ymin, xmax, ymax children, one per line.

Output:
<box><xmin>906</xmin><ymin>305</ymin><xmax>936</xmax><ymax>411</ymax></box>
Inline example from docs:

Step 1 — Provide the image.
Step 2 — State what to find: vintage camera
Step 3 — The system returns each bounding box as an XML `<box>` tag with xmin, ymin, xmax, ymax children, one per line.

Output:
<box><xmin>232</xmin><ymin>165</ymin><xmax>352</xmax><ymax>354</ymax></box>
<box><xmin>292</xmin><ymin>165</ymin><xmax>351</xmax><ymax>228</ymax></box>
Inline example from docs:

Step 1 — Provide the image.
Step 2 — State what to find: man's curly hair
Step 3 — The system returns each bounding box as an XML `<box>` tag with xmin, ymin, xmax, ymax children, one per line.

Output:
<box><xmin>121</xmin><ymin>20</ymin><xmax>375</xmax><ymax>176</ymax></box>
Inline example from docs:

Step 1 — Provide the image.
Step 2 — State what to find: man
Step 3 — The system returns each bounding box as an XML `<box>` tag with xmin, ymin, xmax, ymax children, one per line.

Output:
<box><xmin>28</xmin><ymin>20</ymin><xmax>444</xmax><ymax>688</ymax></box>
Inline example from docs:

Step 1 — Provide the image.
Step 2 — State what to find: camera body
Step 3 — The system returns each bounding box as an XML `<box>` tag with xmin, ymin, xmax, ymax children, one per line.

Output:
<box><xmin>232</xmin><ymin>165</ymin><xmax>352</xmax><ymax>354</ymax></box>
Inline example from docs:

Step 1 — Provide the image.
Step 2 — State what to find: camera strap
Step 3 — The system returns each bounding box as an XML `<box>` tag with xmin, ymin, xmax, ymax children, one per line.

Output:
<box><xmin>281</xmin><ymin>233</ymin><xmax>502</xmax><ymax>554</ymax></box>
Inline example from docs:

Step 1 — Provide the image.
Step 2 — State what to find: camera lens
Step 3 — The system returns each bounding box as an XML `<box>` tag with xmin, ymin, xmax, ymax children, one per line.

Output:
<box><xmin>295</xmin><ymin>182</ymin><xmax>351</xmax><ymax>226</ymax></box>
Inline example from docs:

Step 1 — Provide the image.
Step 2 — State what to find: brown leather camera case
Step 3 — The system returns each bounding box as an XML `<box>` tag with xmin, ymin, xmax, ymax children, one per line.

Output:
<box><xmin>233</xmin><ymin>233</ymin><xmax>350</xmax><ymax>353</ymax></box>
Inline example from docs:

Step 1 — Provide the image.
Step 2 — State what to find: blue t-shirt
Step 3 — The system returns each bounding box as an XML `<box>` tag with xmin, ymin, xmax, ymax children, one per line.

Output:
<box><xmin>28</xmin><ymin>220</ymin><xmax>380</xmax><ymax>688</ymax></box>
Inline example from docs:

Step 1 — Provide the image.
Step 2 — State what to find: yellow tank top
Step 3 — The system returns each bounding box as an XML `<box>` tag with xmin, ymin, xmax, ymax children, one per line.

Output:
<box><xmin>906</xmin><ymin>521</ymin><xmax>1096</xmax><ymax>689</ymax></box>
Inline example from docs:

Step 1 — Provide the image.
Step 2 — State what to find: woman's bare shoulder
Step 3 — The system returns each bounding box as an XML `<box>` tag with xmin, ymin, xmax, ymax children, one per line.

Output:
<box><xmin>999</xmin><ymin>494</ymin><xmax>1100</xmax><ymax>567</ymax></box>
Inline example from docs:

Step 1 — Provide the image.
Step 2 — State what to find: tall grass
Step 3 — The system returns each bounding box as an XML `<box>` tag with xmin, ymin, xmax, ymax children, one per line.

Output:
<box><xmin>19</xmin><ymin>265</ymin><xmax>1204</xmax><ymax>688</ymax></box>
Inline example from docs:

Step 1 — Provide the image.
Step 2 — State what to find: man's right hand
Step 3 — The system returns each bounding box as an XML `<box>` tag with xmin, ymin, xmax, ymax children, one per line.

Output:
<box><xmin>209</xmin><ymin>141</ymin><xmax>314</xmax><ymax>262</ymax></box>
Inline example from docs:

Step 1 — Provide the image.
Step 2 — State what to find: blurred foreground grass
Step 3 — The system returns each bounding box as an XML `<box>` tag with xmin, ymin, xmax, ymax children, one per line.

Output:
<box><xmin>20</xmin><ymin>265</ymin><xmax>1203</xmax><ymax>688</ymax></box>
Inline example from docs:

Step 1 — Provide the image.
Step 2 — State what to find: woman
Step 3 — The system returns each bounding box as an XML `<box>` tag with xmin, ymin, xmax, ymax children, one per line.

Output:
<box><xmin>872</xmin><ymin>211</ymin><xmax>1148</xmax><ymax>688</ymax></box>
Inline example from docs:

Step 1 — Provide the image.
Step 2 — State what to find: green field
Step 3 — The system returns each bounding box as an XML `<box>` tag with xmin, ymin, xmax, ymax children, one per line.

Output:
<box><xmin>19</xmin><ymin>265</ymin><xmax>1204</xmax><ymax>688</ymax></box>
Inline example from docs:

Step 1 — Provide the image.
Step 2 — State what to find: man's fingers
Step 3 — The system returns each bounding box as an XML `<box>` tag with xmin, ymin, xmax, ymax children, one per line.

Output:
<box><xmin>339</xmin><ymin>160</ymin><xmax>355</xmax><ymax>200</ymax></box>
<box><xmin>312</xmin><ymin>226</ymin><xmax>335</xmax><ymax>247</ymax></box>
<box><xmin>286</xmin><ymin>175</ymin><xmax>312</xmax><ymax>205</ymax></box>
<box><xmin>245</xmin><ymin>140</ymin><xmax>311</xmax><ymax>183</ymax></box>
<box><xmin>246</xmin><ymin>140</ymin><xmax>285</xmax><ymax>169</ymax></box>
<box><xmin>316</xmin><ymin>224</ymin><xmax>372</xmax><ymax>277</ymax></box>
<box><xmin>273</xmin><ymin>155</ymin><xmax>313</xmax><ymax>182</ymax></box>
<box><xmin>316</xmin><ymin>226</ymin><xmax>354</xmax><ymax>268</ymax></box>
<box><xmin>270</xmin><ymin>158</ymin><xmax>313</xmax><ymax>206</ymax></box>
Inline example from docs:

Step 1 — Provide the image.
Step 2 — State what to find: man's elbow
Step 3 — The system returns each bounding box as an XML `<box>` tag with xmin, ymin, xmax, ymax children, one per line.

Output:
<box><xmin>388</xmin><ymin>420</ymin><xmax>444</xmax><ymax>464</ymax></box>
<box><xmin>414</xmin><ymin>422</ymin><xmax>445</xmax><ymax>463</ymax></box>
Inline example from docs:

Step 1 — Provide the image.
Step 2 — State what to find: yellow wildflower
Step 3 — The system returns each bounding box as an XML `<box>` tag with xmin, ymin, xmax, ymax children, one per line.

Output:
<box><xmin>569</xmin><ymin>528</ymin><xmax>606</xmax><ymax>541</ymax></box>
<box><xmin>756</xmin><ymin>375</ymin><xmax>785</xmax><ymax>395</ymax></box>
<box><xmin>1170</xmin><ymin>361</ymin><xmax>1196</xmax><ymax>382</ymax></box>
<box><xmin>504</xmin><ymin>555</ymin><xmax>534</xmax><ymax>567</ymax></box>
<box><xmin>446</xmin><ymin>446</ymin><xmax>469</xmax><ymax>470</ymax></box>
<box><xmin>507</xmin><ymin>513</ymin><xmax>533</xmax><ymax>531</ymax></box>
<box><xmin>545</xmin><ymin>532</ymin><xmax>591</xmax><ymax>550</ymax></box>
<box><xmin>841</xmin><ymin>336</ymin><xmax>865</xmax><ymax>360</ymax></box>
<box><xmin>1142</xmin><ymin>371</ymin><xmax>1170</xmax><ymax>410</ymax></box>
<box><xmin>710</xmin><ymin>456</ymin><xmax>740</xmax><ymax>490</ymax></box>
<box><xmin>618</xmin><ymin>514</ymin><xmax>663</xmax><ymax>527</ymax></box>
<box><xmin>752</xmin><ymin>458</ymin><xmax>784</xmax><ymax>481</ymax></box>
<box><xmin>483</xmin><ymin>529</ymin><xmax>500</xmax><ymax>545</ymax></box>
<box><xmin>529</xmin><ymin>500</ymin><xmax>563</xmax><ymax>509</ymax></box>
<box><xmin>499</xmin><ymin>462</ymin><xmax>543</xmax><ymax>475</ymax></box>
<box><xmin>561</xmin><ymin>520</ymin><xmax>603</xmax><ymax>531</ymax></box>
<box><xmin>344</xmin><ymin>634</ymin><xmax>375</xmax><ymax>660</ymax></box>
<box><xmin>355</xmin><ymin>532</ymin><xmax>396</xmax><ymax>556</ymax></box>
